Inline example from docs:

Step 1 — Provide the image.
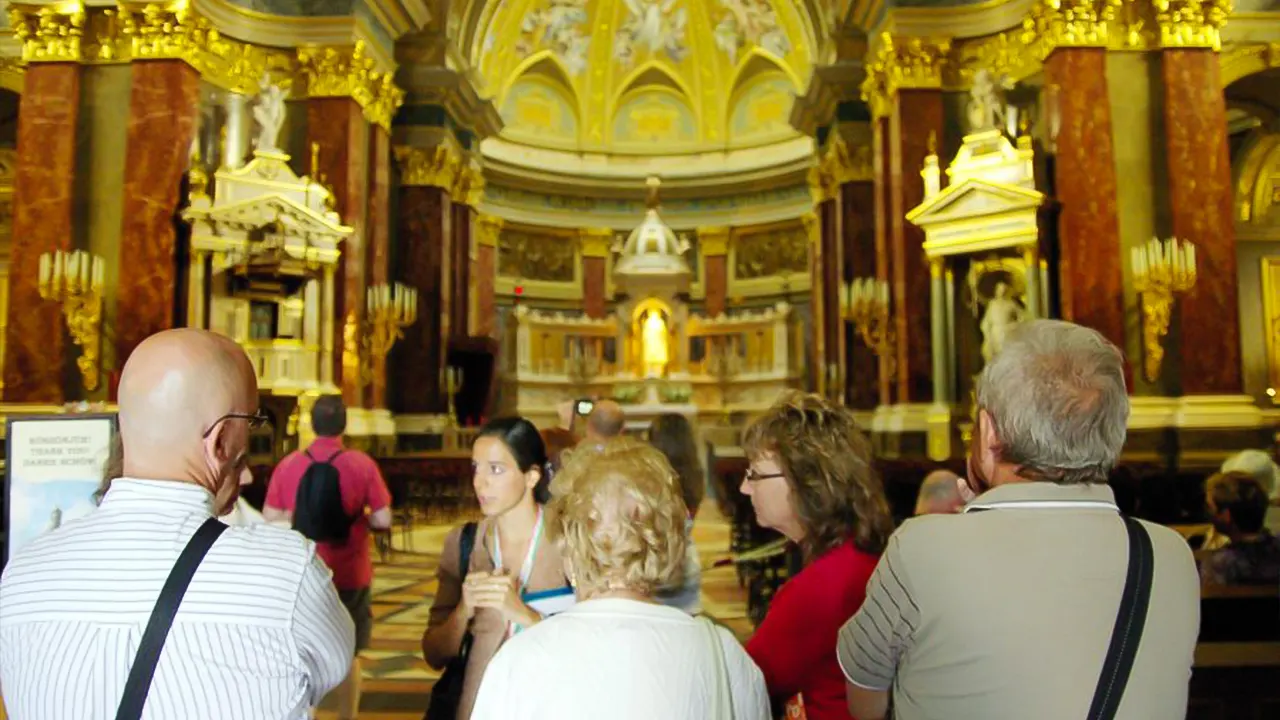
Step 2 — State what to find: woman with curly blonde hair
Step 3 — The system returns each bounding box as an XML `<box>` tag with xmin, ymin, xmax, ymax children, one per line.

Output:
<box><xmin>740</xmin><ymin>391</ymin><xmax>893</xmax><ymax>720</ymax></box>
<box><xmin>470</xmin><ymin>437</ymin><xmax>769</xmax><ymax>720</ymax></box>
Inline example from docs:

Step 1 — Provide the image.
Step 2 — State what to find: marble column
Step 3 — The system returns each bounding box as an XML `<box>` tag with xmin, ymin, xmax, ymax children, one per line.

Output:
<box><xmin>307</xmin><ymin>98</ymin><xmax>370</xmax><ymax>407</ymax></box>
<box><xmin>805</xmin><ymin>208</ymin><xmax>826</xmax><ymax>395</ymax></box>
<box><xmin>581</xmin><ymin>228</ymin><xmax>612</xmax><ymax>320</ymax></box>
<box><xmin>3</xmin><ymin>64</ymin><xmax>80</xmax><ymax>403</ymax></box>
<box><xmin>1044</xmin><ymin>49</ymin><xmax>1126</xmax><ymax>355</ymax></box>
<box><xmin>394</xmin><ymin>179</ymin><xmax>450</xmax><ymax>414</ymax></box>
<box><xmin>889</xmin><ymin>91</ymin><xmax>943</xmax><ymax>403</ymax></box>
<box><xmin>223</xmin><ymin>91</ymin><xmax>249</xmax><ymax>169</ymax></box>
<box><xmin>115</xmin><ymin>60</ymin><xmax>202</xmax><ymax>370</ymax></box>
<box><xmin>699</xmin><ymin>226</ymin><xmax>730</xmax><ymax>318</ymax></box>
<box><xmin>819</xmin><ymin>196</ymin><xmax>841</xmax><ymax>399</ymax></box>
<box><xmin>842</xmin><ymin>180</ymin><xmax>878</xmax><ymax>410</ymax></box>
<box><xmin>364</xmin><ymin>126</ymin><xmax>391</xmax><ymax>409</ymax></box>
<box><xmin>474</xmin><ymin>215</ymin><xmax>502</xmax><ymax>339</ymax></box>
<box><xmin>872</xmin><ymin>116</ymin><xmax>894</xmax><ymax>406</ymax></box>
<box><xmin>1163</xmin><ymin>49</ymin><xmax>1241</xmax><ymax>394</ymax></box>
<box><xmin>451</xmin><ymin>201</ymin><xmax>475</xmax><ymax>338</ymax></box>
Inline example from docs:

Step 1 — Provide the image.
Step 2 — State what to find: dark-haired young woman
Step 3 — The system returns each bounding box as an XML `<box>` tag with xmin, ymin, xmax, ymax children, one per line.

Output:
<box><xmin>421</xmin><ymin>417</ymin><xmax>572</xmax><ymax>719</ymax></box>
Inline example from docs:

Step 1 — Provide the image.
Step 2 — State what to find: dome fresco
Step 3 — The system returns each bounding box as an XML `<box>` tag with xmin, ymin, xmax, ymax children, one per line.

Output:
<box><xmin>469</xmin><ymin>0</ymin><xmax>817</xmax><ymax>154</ymax></box>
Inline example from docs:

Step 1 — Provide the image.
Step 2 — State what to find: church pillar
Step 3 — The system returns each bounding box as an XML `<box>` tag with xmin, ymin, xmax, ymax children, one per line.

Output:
<box><xmin>1162</xmin><ymin>49</ymin><xmax>1241</xmax><ymax>395</ymax></box>
<box><xmin>804</xmin><ymin>209</ymin><xmax>825</xmax><ymax>395</ymax></box>
<box><xmin>392</xmin><ymin>145</ymin><xmax>458</xmax><ymax>413</ymax></box>
<box><xmin>889</xmin><ymin>90</ymin><xmax>943</xmax><ymax>404</ymax></box>
<box><xmin>581</xmin><ymin>228</ymin><xmax>612</xmax><ymax>320</ymax></box>
<box><xmin>842</xmin><ymin>178</ymin><xmax>878</xmax><ymax>410</ymax></box>
<box><xmin>114</xmin><ymin>60</ymin><xmax>202</xmax><ymax>370</ymax></box>
<box><xmin>364</xmin><ymin>126</ymin><xmax>392</xmax><ymax>410</ymax></box>
<box><xmin>818</xmin><ymin>194</ymin><xmax>842</xmax><ymax>402</ymax></box>
<box><xmin>307</xmin><ymin>98</ymin><xmax>370</xmax><ymax>409</ymax></box>
<box><xmin>699</xmin><ymin>226</ymin><xmax>730</xmax><ymax>318</ymax></box>
<box><xmin>450</xmin><ymin>164</ymin><xmax>482</xmax><ymax>340</ymax></box>
<box><xmin>474</xmin><ymin>215</ymin><xmax>502</xmax><ymax>338</ymax></box>
<box><xmin>2</xmin><ymin>62</ymin><xmax>79</xmax><ymax>403</ymax></box>
<box><xmin>1044</xmin><ymin>49</ymin><xmax>1127</xmax><ymax>359</ymax></box>
<box><xmin>872</xmin><ymin>116</ymin><xmax>894</xmax><ymax>406</ymax></box>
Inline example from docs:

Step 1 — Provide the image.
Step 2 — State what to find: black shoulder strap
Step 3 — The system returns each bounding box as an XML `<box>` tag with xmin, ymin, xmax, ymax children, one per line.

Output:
<box><xmin>303</xmin><ymin>448</ymin><xmax>344</xmax><ymax>465</ymax></box>
<box><xmin>459</xmin><ymin>522</ymin><xmax>478</xmax><ymax>581</ymax></box>
<box><xmin>1087</xmin><ymin>516</ymin><xmax>1155</xmax><ymax>720</ymax></box>
<box><xmin>115</xmin><ymin>517</ymin><xmax>228</xmax><ymax>720</ymax></box>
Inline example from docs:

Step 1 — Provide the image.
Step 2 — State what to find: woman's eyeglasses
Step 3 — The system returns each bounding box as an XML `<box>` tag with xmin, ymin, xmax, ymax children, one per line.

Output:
<box><xmin>743</xmin><ymin>468</ymin><xmax>786</xmax><ymax>483</ymax></box>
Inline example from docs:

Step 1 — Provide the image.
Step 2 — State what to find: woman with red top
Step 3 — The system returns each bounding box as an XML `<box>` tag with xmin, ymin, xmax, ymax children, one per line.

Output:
<box><xmin>740</xmin><ymin>392</ymin><xmax>894</xmax><ymax>720</ymax></box>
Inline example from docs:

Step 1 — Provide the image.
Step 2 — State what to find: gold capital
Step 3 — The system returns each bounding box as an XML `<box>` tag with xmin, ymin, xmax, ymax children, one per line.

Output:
<box><xmin>297</xmin><ymin>42</ymin><xmax>405</xmax><ymax>131</ymax></box>
<box><xmin>395</xmin><ymin>144</ymin><xmax>462</xmax><ymax>190</ymax></box>
<box><xmin>579</xmin><ymin>228</ymin><xmax>614</xmax><ymax>258</ymax></box>
<box><xmin>9</xmin><ymin>4</ymin><xmax>86</xmax><ymax>63</ymax></box>
<box><xmin>1154</xmin><ymin>0</ymin><xmax>1232</xmax><ymax>50</ymax></box>
<box><xmin>860</xmin><ymin>33</ymin><xmax>951</xmax><ymax>117</ymax></box>
<box><xmin>697</xmin><ymin>226</ymin><xmax>731</xmax><ymax>256</ymax></box>
<box><xmin>475</xmin><ymin>214</ymin><xmax>505</xmax><ymax>247</ymax></box>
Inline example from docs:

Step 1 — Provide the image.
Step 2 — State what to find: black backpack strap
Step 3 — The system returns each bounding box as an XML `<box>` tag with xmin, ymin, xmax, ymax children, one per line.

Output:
<box><xmin>115</xmin><ymin>517</ymin><xmax>228</xmax><ymax>720</ymax></box>
<box><xmin>458</xmin><ymin>521</ymin><xmax>478</xmax><ymax>582</ymax></box>
<box><xmin>1087</xmin><ymin>516</ymin><xmax>1155</xmax><ymax>720</ymax></box>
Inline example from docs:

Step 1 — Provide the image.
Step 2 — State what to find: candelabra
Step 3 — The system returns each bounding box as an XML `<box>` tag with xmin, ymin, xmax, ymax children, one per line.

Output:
<box><xmin>841</xmin><ymin>277</ymin><xmax>895</xmax><ymax>370</ymax></box>
<box><xmin>359</xmin><ymin>282</ymin><xmax>418</xmax><ymax>385</ymax></box>
<box><xmin>37</xmin><ymin>250</ymin><xmax>105</xmax><ymax>391</ymax></box>
<box><xmin>441</xmin><ymin>366</ymin><xmax>461</xmax><ymax>427</ymax></box>
<box><xmin>1131</xmin><ymin>237</ymin><xmax>1196</xmax><ymax>383</ymax></box>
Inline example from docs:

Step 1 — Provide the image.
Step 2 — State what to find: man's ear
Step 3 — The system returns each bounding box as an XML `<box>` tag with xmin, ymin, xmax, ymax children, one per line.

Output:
<box><xmin>202</xmin><ymin>422</ymin><xmax>229</xmax><ymax>471</ymax></box>
<box><xmin>978</xmin><ymin>409</ymin><xmax>999</xmax><ymax>455</ymax></box>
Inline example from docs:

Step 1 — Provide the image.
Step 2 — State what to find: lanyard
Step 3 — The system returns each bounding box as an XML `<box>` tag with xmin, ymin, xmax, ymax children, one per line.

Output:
<box><xmin>491</xmin><ymin>506</ymin><xmax>544</xmax><ymax>595</ymax></box>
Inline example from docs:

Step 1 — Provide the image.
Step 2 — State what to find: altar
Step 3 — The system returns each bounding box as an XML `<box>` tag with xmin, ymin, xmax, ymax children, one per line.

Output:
<box><xmin>498</xmin><ymin>179</ymin><xmax>802</xmax><ymax>429</ymax></box>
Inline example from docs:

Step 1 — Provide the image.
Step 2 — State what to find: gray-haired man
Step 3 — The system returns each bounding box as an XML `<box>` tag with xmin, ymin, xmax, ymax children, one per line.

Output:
<box><xmin>839</xmin><ymin>319</ymin><xmax>1199</xmax><ymax>720</ymax></box>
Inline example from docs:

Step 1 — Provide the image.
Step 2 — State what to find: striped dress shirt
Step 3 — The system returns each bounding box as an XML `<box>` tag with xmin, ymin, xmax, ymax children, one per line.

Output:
<box><xmin>0</xmin><ymin>478</ymin><xmax>355</xmax><ymax>720</ymax></box>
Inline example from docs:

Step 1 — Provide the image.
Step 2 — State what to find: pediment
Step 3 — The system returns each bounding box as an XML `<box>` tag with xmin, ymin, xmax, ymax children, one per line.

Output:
<box><xmin>190</xmin><ymin>194</ymin><xmax>352</xmax><ymax>239</ymax></box>
<box><xmin>906</xmin><ymin>178</ymin><xmax>1044</xmax><ymax>228</ymax></box>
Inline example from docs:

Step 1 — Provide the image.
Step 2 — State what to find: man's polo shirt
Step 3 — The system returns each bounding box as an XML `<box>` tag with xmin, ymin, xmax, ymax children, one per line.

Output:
<box><xmin>266</xmin><ymin>436</ymin><xmax>391</xmax><ymax>590</ymax></box>
<box><xmin>838</xmin><ymin>482</ymin><xmax>1200</xmax><ymax>720</ymax></box>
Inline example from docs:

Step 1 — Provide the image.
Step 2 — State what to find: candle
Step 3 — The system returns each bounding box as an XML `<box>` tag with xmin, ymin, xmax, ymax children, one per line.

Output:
<box><xmin>93</xmin><ymin>257</ymin><xmax>104</xmax><ymax>290</ymax></box>
<box><xmin>38</xmin><ymin>253</ymin><xmax>50</xmax><ymax>287</ymax></box>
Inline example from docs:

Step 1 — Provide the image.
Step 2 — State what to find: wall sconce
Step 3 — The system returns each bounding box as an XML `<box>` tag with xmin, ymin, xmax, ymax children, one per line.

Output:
<box><xmin>1131</xmin><ymin>237</ymin><xmax>1196</xmax><ymax>383</ymax></box>
<box><xmin>37</xmin><ymin>250</ymin><xmax>105</xmax><ymax>391</ymax></box>
<box><xmin>441</xmin><ymin>366</ymin><xmax>461</xmax><ymax>426</ymax></box>
<box><xmin>355</xmin><ymin>282</ymin><xmax>418</xmax><ymax>385</ymax></box>
<box><xmin>842</xmin><ymin>277</ymin><xmax>896</xmax><ymax>365</ymax></box>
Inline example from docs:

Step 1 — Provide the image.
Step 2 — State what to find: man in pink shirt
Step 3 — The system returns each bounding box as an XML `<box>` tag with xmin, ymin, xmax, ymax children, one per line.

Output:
<box><xmin>265</xmin><ymin>395</ymin><xmax>391</xmax><ymax>720</ymax></box>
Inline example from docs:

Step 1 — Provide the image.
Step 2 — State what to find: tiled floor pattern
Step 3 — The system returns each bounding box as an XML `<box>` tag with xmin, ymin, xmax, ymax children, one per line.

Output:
<box><xmin>315</xmin><ymin>508</ymin><xmax>751</xmax><ymax>719</ymax></box>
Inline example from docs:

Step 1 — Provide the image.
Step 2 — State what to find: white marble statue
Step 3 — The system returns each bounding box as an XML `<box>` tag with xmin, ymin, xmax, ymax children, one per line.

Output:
<box><xmin>252</xmin><ymin>76</ymin><xmax>288</xmax><ymax>154</ymax></box>
<box><xmin>980</xmin><ymin>282</ymin><xmax>1026</xmax><ymax>364</ymax></box>
<box><xmin>967</xmin><ymin>69</ymin><xmax>1010</xmax><ymax>134</ymax></box>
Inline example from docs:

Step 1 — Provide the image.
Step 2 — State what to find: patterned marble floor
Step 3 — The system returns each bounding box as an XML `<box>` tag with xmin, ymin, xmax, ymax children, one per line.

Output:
<box><xmin>315</xmin><ymin>506</ymin><xmax>752</xmax><ymax>719</ymax></box>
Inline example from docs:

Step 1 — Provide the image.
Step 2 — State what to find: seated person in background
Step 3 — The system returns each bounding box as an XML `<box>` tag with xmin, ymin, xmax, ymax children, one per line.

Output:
<box><xmin>648</xmin><ymin>413</ymin><xmax>705</xmax><ymax>615</ymax></box>
<box><xmin>1201</xmin><ymin>471</ymin><xmax>1280</xmax><ymax>586</ymax></box>
<box><xmin>741</xmin><ymin>392</ymin><xmax>895</xmax><ymax>720</ymax></box>
<box><xmin>914</xmin><ymin>469</ymin><xmax>964</xmax><ymax>516</ymax></box>
<box><xmin>1221</xmin><ymin>449</ymin><xmax>1280</xmax><ymax>534</ymax></box>
<box><xmin>470</xmin><ymin>438</ymin><xmax>769</xmax><ymax>720</ymax></box>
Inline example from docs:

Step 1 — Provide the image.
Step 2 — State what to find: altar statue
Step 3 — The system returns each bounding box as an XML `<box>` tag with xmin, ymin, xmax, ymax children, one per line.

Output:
<box><xmin>980</xmin><ymin>282</ymin><xmax>1026</xmax><ymax>364</ymax></box>
<box><xmin>253</xmin><ymin>76</ymin><xmax>288</xmax><ymax>153</ymax></box>
<box><xmin>642</xmin><ymin>310</ymin><xmax>669</xmax><ymax>377</ymax></box>
<box><xmin>967</xmin><ymin>69</ymin><xmax>1010</xmax><ymax>134</ymax></box>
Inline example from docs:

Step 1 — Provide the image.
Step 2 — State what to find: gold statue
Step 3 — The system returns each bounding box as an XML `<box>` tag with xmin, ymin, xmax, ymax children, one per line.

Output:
<box><xmin>642</xmin><ymin>309</ymin><xmax>669</xmax><ymax>377</ymax></box>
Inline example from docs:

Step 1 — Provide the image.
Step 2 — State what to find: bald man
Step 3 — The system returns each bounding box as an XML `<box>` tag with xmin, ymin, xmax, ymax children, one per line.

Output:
<box><xmin>585</xmin><ymin>399</ymin><xmax>626</xmax><ymax>445</ymax></box>
<box><xmin>0</xmin><ymin>329</ymin><xmax>354</xmax><ymax>719</ymax></box>
<box><xmin>915</xmin><ymin>469</ymin><xmax>965</xmax><ymax>515</ymax></box>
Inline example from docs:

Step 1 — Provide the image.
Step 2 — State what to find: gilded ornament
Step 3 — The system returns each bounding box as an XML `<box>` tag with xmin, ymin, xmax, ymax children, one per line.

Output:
<box><xmin>1153</xmin><ymin>0</ymin><xmax>1232</xmax><ymax>50</ymax></box>
<box><xmin>860</xmin><ymin>33</ymin><xmax>951</xmax><ymax>117</ymax></box>
<box><xmin>476</xmin><ymin>215</ymin><xmax>504</xmax><ymax>247</ymax></box>
<box><xmin>297</xmin><ymin>42</ymin><xmax>405</xmax><ymax>132</ymax></box>
<box><xmin>394</xmin><ymin>145</ymin><xmax>463</xmax><ymax>191</ymax></box>
<box><xmin>9</xmin><ymin>4</ymin><xmax>86</xmax><ymax>62</ymax></box>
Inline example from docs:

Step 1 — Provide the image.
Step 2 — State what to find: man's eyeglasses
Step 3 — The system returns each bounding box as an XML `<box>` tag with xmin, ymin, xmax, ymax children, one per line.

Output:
<box><xmin>202</xmin><ymin>409</ymin><xmax>270</xmax><ymax>438</ymax></box>
<box><xmin>743</xmin><ymin>468</ymin><xmax>786</xmax><ymax>483</ymax></box>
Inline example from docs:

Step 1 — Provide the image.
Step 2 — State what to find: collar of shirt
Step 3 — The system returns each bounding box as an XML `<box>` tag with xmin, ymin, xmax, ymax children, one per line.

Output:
<box><xmin>99</xmin><ymin>478</ymin><xmax>216</xmax><ymax>516</ymax></box>
<box><xmin>308</xmin><ymin>436</ymin><xmax>346</xmax><ymax>456</ymax></box>
<box><xmin>963</xmin><ymin>481</ymin><xmax>1119</xmax><ymax>513</ymax></box>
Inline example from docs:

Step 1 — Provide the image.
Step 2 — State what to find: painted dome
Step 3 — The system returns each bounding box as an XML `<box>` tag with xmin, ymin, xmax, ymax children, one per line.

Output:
<box><xmin>468</xmin><ymin>0</ymin><xmax>816</xmax><ymax>156</ymax></box>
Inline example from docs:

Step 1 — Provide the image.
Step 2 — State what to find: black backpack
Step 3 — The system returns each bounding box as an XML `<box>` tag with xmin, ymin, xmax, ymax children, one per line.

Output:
<box><xmin>292</xmin><ymin>449</ymin><xmax>355</xmax><ymax>543</ymax></box>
